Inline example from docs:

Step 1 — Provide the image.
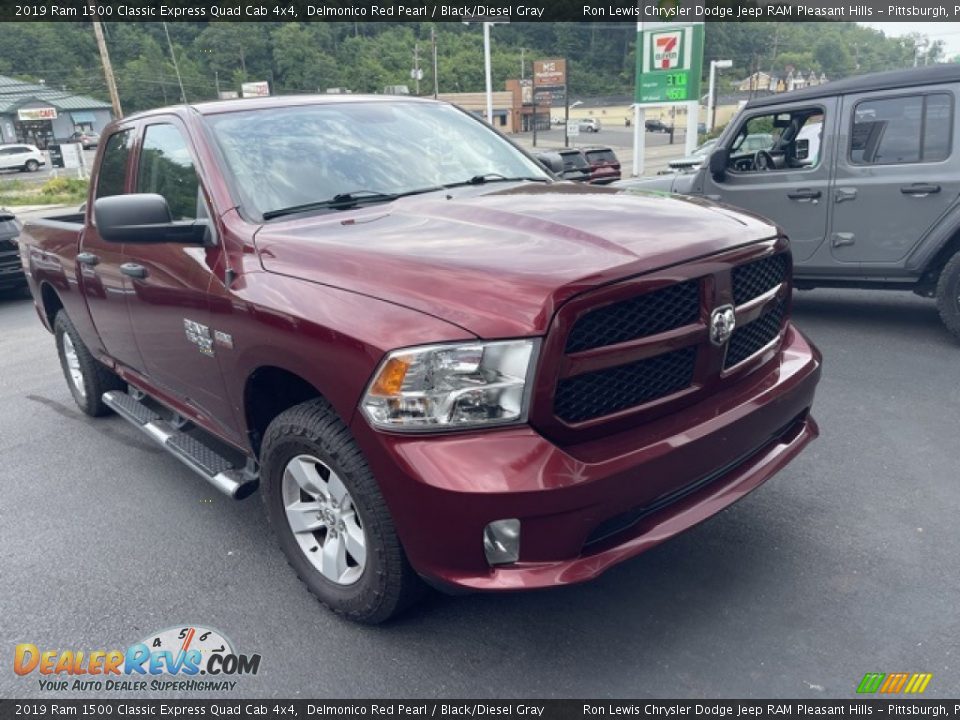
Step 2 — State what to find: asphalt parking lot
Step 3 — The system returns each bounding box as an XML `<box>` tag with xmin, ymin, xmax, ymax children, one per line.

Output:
<box><xmin>0</xmin><ymin>286</ymin><xmax>958</xmax><ymax>699</ymax></box>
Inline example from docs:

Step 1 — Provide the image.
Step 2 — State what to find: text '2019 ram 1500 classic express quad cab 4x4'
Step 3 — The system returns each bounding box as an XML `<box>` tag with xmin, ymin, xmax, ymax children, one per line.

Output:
<box><xmin>619</xmin><ymin>64</ymin><xmax>960</xmax><ymax>342</ymax></box>
<box><xmin>20</xmin><ymin>96</ymin><xmax>822</xmax><ymax>623</ymax></box>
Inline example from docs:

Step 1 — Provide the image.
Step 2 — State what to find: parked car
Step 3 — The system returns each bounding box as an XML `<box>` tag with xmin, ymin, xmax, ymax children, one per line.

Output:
<box><xmin>20</xmin><ymin>95</ymin><xmax>821</xmax><ymax>622</ymax></box>
<box><xmin>0</xmin><ymin>144</ymin><xmax>45</xmax><ymax>172</ymax></box>
<box><xmin>556</xmin><ymin>147</ymin><xmax>592</xmax><ymax>181</ymax></box>
<box><xmin>0</xmin><ymin>209</ymin><xmax>23</xmax><ymax>293</ymax></box>
<box><xmin>582</xmin><ymin>146</ymin><xmax>621</xmax><ymax>184</ymax></box>
<box><xmin>645</xmin><ymin>119</ymin><xmax>672</xmax><ymax>133</ymax></box>
<box><xmin>578</xmin><ymin>118</ymin><xmax>601</xmax><ymax>133</ymax></box>
<box><xmin>618</xmin><ymin>64</ymin><xmax>960</xmax><ymax>341</ymax></box>
<box><xmin>68</xmin><ymin>131</ymin><xmax>100</xmax><ymax>149</ymax></box>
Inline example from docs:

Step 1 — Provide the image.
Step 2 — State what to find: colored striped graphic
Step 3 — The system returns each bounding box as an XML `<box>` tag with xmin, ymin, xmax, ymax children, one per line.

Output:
<box><xmin>857</xmin><ymin>672</ymin><xmax>932</xmax><ymax>694</ymax></box>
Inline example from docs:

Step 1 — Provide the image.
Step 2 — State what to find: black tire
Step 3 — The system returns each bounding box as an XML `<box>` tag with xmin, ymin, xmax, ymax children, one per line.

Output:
<box><xmin>24</xmin><ymin>160</ymin><xmax>39</xmax><ymax>172</ymax></box>
<box><xmin>935</xmin><ymin>251</ymin><xmax>960</xmax><ymax>342</ymax></box>
<box><xmin>260</xmin><ymin>398</ymin><xmax>424</xmax><ymax>623</ymax></box>
<box><xmin>54</xmin><ymin>310</ymin><xmax>125</xmax><ymax>416</ymax></box>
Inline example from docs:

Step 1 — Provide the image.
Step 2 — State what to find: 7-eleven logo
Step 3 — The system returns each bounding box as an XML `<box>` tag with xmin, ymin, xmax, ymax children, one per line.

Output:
<box><xmin>653</xmin><ymin>31</ymin><xmax>682</xmax><ymax>70</ymax></box>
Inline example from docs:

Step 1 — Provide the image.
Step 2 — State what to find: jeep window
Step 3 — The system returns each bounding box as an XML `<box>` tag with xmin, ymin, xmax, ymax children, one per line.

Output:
<box><xmin>851</xmin><ymin>93</ymin><xmax>953</xmax><ymax>165</ymax></box>
<box><xmin>728</xmin><ymin>109</ymin><xmax>824</xmax><ymax>173</ymax></box>
<box><xmin>95</xmin><ymin>130</ymin><xmax>132</xmax><ymax>199</ymax></box>
<box><xmin>137</xmin><ymin>124</ymin><xmax>201</xmax><ymax>220</ymax></box>
<box><xmin>206</xmin><ymin>101</ymin><xmax>549</xmax><ymax>220</ymax></box>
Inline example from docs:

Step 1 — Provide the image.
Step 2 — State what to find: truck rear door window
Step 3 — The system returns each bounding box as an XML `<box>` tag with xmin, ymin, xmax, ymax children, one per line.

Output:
<box><xmin>96</xmin><ymin>130</ymin><xmax>131</xmax><ymax>199</ymax></box>
<box><xmin>851</xmin><ymin>93</ymin><xmax>952</xmax><ymax>165</ymax></box>
<box><xmin>137</xmin><ymin>124</ymin><xmax>200</xmax><ymax>221</ymax></box>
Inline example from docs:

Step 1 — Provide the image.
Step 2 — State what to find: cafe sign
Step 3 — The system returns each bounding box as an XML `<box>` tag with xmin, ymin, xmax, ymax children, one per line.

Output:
<box><xmin>18</xmin><ymin>107</ymin><xmax>58</xmax><ymax>121</ymax></box>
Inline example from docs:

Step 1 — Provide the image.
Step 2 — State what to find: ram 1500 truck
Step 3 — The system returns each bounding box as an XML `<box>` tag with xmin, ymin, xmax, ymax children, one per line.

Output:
<box><xmin>20</xmin><ymin>96</ymin><xmax>822</xmax><ymax>623</ymax></box>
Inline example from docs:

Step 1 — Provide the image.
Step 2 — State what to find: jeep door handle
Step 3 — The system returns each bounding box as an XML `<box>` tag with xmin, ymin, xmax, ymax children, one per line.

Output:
<box><xmin>76</xmin><ymin>252</ymin><xmax>99</xmax><ymax>266</ymax></box>
<box><xmin>787</xmin><ymin>189</ymin><xmax>821</xmax><ymax>201</ymax></box>
<box><xmin>901</xmin><ymin>183</ymin><xmax>941</xmax><ymax>196</ymax></box>
<box><xmin>120</xmin><ymin>263</ymin><xmax>148</xmax><ymax>279</ymax></box>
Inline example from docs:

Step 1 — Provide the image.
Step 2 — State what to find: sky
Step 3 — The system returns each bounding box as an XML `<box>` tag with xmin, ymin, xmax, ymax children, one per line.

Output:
<box><xmin>860</xmin><ymin>22</ymin><xmax>960</xmax><ymax>59</ymax></box>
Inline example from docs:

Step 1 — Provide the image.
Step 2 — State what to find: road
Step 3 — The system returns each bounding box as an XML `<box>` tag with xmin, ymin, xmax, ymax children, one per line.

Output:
<box><xmin>0</xmin><ymin>147</ymin><xmax>96</xmax><ymax>185</ymax></box>
<box><xmin>1</xmin><ymin>284</ymin><xmax>958</xmax><ymax>699</ymax></box>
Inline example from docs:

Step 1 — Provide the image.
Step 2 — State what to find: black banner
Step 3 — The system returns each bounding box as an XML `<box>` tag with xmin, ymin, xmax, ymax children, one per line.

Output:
<box><xmin>3</xmin><ymin>700</ymin><xmax>960</xmax><ymax>720</ymax></box>
<box><xmin>0</xmin><ymin>0</ymin><xmax>958</xmax><ymax>22</ymax></box>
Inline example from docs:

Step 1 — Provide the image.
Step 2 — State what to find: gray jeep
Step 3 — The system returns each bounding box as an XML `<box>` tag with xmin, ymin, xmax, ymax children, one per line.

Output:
<box><xmin>619</xmin><ymin>64</ymin><xmax>960</xmax><ymax>342</ymax></box>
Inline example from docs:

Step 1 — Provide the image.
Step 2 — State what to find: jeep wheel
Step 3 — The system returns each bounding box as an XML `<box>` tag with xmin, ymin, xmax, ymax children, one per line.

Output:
<box><xmin>260</xmin><ymin>398</ymin><xmax>424</xmax><ymax>623</ymax></box>
<box><xmin>935</xmin><ymin>252</ymin><xmax>960</xmax><ymax>342</ymax></box>
<box><xmin>54</xmin><ymin>310</ymin><xmax>125</xmax><ymax>416</ymax></box>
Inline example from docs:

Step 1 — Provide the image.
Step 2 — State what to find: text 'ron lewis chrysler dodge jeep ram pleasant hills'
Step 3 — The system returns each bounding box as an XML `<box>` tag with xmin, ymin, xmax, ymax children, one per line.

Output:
<box><xmin>19</xmin><ymin>96</ymin><xmax>822</xmax><ymax>623</ymax></box>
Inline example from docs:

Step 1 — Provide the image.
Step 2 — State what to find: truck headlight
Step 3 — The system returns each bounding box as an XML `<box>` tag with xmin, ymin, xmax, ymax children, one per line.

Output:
<box><xmin>361</xmin><ymin>339</ymin><xmax>539</xmax><ymax>431</ymax></box>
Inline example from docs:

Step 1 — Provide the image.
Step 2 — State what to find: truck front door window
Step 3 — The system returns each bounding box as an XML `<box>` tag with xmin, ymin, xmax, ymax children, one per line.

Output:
<box><xmin>96</xmin><ymin>130</ymin><xmax>132</xmax><ymax>198</ymax></box>
<box><xmin>137</xmin><ymin>124</ymin><xmax>200</xmax><ymax>220</ymax></box>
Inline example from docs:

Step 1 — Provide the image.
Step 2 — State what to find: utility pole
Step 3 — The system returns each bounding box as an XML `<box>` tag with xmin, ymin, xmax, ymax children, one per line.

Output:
<box><xmin>520</xmin><ymin>48</ymin><xmax>526</xmax><ymax>80</ymax></box>
<box><xmin>90</xmin><ymin>10</ymin><xmax>122</xmax><ymax>117</ymax></box>
<box><xmin>214</xmin><ymin>70</ymin><xmax>221</xmax><ymax>97</ymax></box>
<box><xmin>483</xmin><ymin>22</ymin><xmax>493</xmax><ymax>124</ymax></box>
<box><xmin>431</xmin><ymin>27</ymin><xmax>438</xmax><ymax>98</ymax></box>
<box><xmin>163</xmin><ymin>22</ymin><xmax>188</xmax><ymax>103</ymax></box>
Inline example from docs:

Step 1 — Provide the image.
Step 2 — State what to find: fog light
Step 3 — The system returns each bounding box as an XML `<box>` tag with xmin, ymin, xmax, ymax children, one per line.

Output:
<box><xmin>483</xmin><ymin>519</ymin><xmax>521</xmax><ymax>566</ymax></box>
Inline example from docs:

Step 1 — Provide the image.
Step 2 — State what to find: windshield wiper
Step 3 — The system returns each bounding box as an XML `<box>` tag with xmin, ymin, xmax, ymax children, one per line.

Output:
<box><xmin>262</xmin><ymin>186</ymin><xmax>445</xmax><ymax>221</ymax></box>
<box><xmin>444</xmin><ymin>173</ymin><xmax>551</xmax><ymax>189</ymax></box>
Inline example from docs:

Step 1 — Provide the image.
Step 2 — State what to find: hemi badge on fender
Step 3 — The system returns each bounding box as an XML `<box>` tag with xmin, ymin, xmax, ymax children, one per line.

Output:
<box><xmin>214</xmin><ymin>330</ymin><xmax>234</xmax><ymax>349</ymax></box>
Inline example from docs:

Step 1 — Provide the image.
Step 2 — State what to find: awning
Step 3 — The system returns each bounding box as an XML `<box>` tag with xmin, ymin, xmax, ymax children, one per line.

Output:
<box><xmin>70</xmin><ymin>111</ymin><xmax>96</xmax><ymax>123</ymax></box>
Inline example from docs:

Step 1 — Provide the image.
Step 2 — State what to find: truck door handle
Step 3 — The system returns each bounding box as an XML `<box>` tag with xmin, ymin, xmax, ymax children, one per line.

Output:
<box><xmin>787</xmin><ymin>189</ymin><xmax>821</xmax><ymax>201</ymax></box>
<box><xmin>901</xmin><ymin>183</ymin><xmax>941</xmax><ymax>196</ymax></box>
<box><xmin>76</xmin><ymin>252</ymin><xmax>99</xmax><ymax>266</ymax></box>
<box><xmin>120</xmin><ymin>263</ymin><xmax>148</xmax><ymax>279</ymax></box>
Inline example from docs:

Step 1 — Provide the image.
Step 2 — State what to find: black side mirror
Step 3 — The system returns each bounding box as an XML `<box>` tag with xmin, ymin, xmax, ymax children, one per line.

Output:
<box><xmin>708</xmin><ymin>148</ymin><xmax>729</xmax><ymax>182</ymax></box>
<box><xmin>795</xmin><ymin>138</ymin><xmax>810</xmax><ymax>161</ymax></box>
<box><xmin>533</xmin><ymin>151</ymin><xmax>564</xmax><ymax>175</ymax></box>
<box><xmin>94</xmin><ymin>194</ymin><xmax>209</xmax><ymax>245</ymax></box>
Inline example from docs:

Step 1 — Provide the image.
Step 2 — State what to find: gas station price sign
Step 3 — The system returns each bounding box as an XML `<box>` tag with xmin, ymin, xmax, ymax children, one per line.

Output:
<box><xmin>635</xmin><ymin>23</ymin><xmax>703</xmax><ymax>105</ymax></box>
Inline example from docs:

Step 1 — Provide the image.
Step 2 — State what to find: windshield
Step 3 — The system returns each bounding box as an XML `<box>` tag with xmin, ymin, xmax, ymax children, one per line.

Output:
<box><xmin>205</xmin><ymin>101</ymin><xmax>549</xmax><ymax>219</ymax></box>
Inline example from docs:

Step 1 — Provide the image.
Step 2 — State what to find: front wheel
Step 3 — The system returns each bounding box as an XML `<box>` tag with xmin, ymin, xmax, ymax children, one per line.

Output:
<box><xmin>260</xmin><ymin>398</ymin><xmax>424</xmax><ymax>623</ymax></box>
<box><xmin>935</xmin><ymin>251</ymin><xmax>960</xmax><ymax>342</ymax></box>
<box><xmin>54</xmin><ymin>311</ymin><xmax>125</xmax><ymax>416</ymax></box>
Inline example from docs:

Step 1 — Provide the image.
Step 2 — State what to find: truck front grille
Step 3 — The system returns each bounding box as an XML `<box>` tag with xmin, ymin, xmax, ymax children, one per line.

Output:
<box><xmin>555</xmin><ymin>346</ymin><xmax>697</xmax><ymax>423</ymax></box>
<box><xmin>538</xmin><ymin>243</ymin><xmax>791</xmax><ymax>437</ymax></box>
<box><xmin>0</xmin><ymin>239</ymin><xmax>20</xmax><ymax>272</ymax></box>
<box><xmin>732</xmin><ymin>254</ymin><xmax>788</xmax><ymax>305</ymax></box>
<box><xmin>724</xmin><ymin>300</ymin><xmax>786</xmax><ymax>369</ymax></box>
<box><xmin>565</xmin><ymin>280</ymin><xmax>699</xmax><ymax>353</ymax></box>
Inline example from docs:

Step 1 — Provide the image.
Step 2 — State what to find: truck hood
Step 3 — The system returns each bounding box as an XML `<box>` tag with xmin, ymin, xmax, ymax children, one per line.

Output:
<box><xmin>255</xmin><ymin>183</ymin><xmax>776</xmax><ymax>338</ymax></box>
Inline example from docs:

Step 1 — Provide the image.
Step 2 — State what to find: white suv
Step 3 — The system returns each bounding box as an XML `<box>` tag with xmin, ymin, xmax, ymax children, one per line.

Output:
<box><xmin>578</xmin><ymin>118</ymin><xmax>602</xmax><ymax>133</ymax></box>
<box><xmin>0</xmin><ymin>144</ymin><xmax>46</xmax><ymax>172</ymax></box>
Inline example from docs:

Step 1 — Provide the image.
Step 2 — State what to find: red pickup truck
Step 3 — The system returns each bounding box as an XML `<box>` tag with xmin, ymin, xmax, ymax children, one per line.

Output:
<box><xmin>20</xmin><ymin>96</ymin><xmax>822</xmax><ymax>623</ymax></box>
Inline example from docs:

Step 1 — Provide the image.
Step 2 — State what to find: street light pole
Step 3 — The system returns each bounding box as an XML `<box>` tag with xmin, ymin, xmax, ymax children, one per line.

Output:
<box><xmin>707</xmin><ymin>59</ymin><xmax>733</xmax><ymax>132</ymax></box>
<box><xmin>483</xmin><ymin>22</ymin><xmax>493</xmax><ymax>124</ymax></box>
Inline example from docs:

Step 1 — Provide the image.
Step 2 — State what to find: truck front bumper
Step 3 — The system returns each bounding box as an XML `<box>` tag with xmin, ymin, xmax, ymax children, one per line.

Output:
<box><xmin>350</xmin><ymin>323</ymin><xmax>821</xmax><ymax>591</ymax></box>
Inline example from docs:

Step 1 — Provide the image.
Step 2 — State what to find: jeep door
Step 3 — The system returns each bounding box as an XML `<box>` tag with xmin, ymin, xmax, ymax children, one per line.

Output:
<box><xmin>831</xmin><ymin>88</ymin><xmax>960</xmax><ymax>266</ymax></box>
<box><xmin>701</xmin><ymin>99</ymin><xmax>835</xmax><ymax>266</ymax></box>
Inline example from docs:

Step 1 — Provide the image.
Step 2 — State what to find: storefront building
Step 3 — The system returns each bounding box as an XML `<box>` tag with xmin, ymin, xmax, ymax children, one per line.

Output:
<box><xmin>0</xmin><ymin>75</ymin><xmax>113</xmax><ymax>149</ymax></box>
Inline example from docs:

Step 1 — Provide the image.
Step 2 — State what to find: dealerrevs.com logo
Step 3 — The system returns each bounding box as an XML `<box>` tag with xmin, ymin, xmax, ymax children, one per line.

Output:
<box><xmin>14</xmin><ymin>625</ymin><xmax>261</xmax><ymax>692</ymax></box>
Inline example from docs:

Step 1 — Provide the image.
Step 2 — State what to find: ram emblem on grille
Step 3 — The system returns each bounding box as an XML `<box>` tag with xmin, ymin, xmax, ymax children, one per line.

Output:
<box><xmin>709</xmin><ymin>305</ymin><xmax>736</xmax><ymax>346</ymax></box>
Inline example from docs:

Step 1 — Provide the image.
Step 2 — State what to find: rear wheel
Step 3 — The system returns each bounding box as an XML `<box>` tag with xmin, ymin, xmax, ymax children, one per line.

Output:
<box><xmin>54</xmin><ymin>311</ymin><xmax>125</xmax><ymax>416</ymax></box>
<box><xmin>260</xmin><ymin>398</ymin><xmax>424</xmax><ymax>623</ymax></box>
<box><xmin>936</xmin><ymin>252</ymin><xmax>960</xmax><ymax>342</ymax></box>
<box><xmin>24</xmin><ymin>160</ymin><xmax>39</xmax><ymax>172</ymax></box>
